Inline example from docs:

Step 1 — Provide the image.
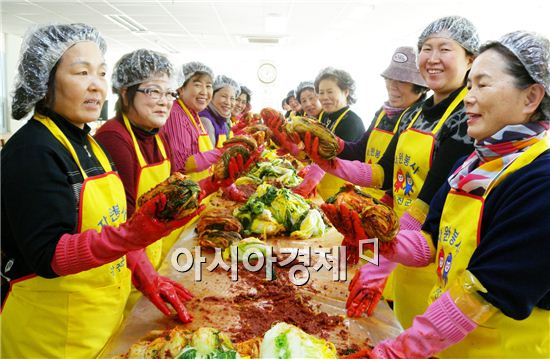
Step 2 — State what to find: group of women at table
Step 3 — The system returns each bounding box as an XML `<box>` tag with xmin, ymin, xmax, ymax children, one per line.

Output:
<box><xmin>1</xmin><ymin>13</ymin><xmax>549</xmax><ymax>359</ymax></box>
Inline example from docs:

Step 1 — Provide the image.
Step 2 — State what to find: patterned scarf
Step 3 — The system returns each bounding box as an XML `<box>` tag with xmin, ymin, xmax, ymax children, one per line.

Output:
<box><xmin>382</xmin><ymin>101</ymin><xmax>405</xmax><ymax>119</ymax></box>
<box><xmin>448</xmin><ymin>122</ymin><xmax>548</xmax><ymax>195</ymax></box>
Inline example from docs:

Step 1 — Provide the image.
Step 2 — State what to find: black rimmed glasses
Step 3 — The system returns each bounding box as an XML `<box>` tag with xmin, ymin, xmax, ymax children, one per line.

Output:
<box><xmin>136</xmin><ymin>88</ymin><xmax>178</xmax><ymax>101</ymax></box>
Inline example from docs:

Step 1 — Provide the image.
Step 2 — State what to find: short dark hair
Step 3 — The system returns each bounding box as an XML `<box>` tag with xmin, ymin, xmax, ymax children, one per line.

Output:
<box><xmin>115</xmin><ymin>84</ymin><xmax>139</xmax><ymax>117</ymax></box>
<box><xmin>35</xmin><ymin>62</ymin><xmax>59</xmax><ymax>115</ymax></box>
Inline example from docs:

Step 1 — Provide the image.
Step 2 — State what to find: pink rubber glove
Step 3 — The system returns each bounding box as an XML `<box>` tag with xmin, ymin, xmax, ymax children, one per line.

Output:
<box><xmin>127</xmin><ymin>249</ymin><xmax>194</xmax><ymax>323</ymax></box>
<box><xmin>372</xmin><ymin>291</ymin><xmax>477</xmax><ymax>358</ymax></box>
<box><xmin>346</xmin><ymin>257</ymin><xmax>397</xmax><ymax>317</ymax></box>
<box><xmin>400</xmin><ymin>211</ymin><xmax>423</xmax><ymax>231</ymax></box>
<box><xmin>303</xmin><ymin>132</ymin><xmax>374</xmax><ymax>187</ymax></box>
<box><xmin>384</xmin><ymin>230</ymin><xmax>434</xmax><ymax>267</ymax></box>
<box><xmin>184</xmin><ymin>148</ymin><xmax>222</xmax><ymax>173</ymax></box>
<box><xmin>292</xmin><ymin>164</ymin><xmax>325</xmax><ymax>198</ymax></box>
<box><xmin>52</xmin><ymin>194</ymin><xmax>200</xmax><ymax>276</ymax></box>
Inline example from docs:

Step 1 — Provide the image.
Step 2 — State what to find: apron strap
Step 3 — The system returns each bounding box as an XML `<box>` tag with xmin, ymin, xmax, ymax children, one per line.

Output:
<box><xmin>122</xmin><ymin>114</ymin><xmax>167</xmax><ymax>168</ymax></box>
<box><xmin>178</xmin><ymin>99</ymin><xmax>207</xmax><ymax>135</ymax></box>
<box><xmin>431</xmin><ymin>87</ymin><xmax>468</xmax><ymax>135</ymax></box>
<box><xmin>392</xmin><ymin>105</ymin><xmax>411</xmax><ymax>133</ymax></box>
<box><xmin>330</xmin><ymin>108</ymin><xmax>351</xmax><ymax>132</ymax></box>
<box><xmin>373</xmin><ymin>110</ymin><xmax>386</xmax><ymax>128</ymax></box>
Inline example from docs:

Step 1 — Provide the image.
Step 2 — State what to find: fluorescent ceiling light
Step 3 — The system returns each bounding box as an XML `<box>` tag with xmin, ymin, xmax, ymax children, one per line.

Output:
<box><xmin>106</xmin><ymin>14</ymin><xmax>147</xmax><ymax>33</ymax></box>
<box><xmin>155</xmin><ymin>39</ymin><xmax>179</xmax><ymax>54</ymax></box>
<box><xmin>240</xmin><ymin>35</ymin><xmax>288</xmax><ymax>45</ymax></box>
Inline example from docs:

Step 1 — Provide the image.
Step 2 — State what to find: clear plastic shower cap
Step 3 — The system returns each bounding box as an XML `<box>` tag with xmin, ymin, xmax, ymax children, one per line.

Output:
<box><xmin>11</xmin><ymin>23</ymin><xmax>106</xmax><ymax>120</ymax></box>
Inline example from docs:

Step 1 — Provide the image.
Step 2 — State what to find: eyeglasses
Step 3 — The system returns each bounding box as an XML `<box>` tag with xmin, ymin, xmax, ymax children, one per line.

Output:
<box><xmin>136</xmin><ymin>88</ymin><xmax>178</xmax><ymax>101</ymax></box>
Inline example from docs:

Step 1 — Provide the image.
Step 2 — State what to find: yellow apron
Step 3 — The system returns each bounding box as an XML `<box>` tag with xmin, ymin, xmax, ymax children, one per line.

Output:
<box><xmin>317</xmin><ymin>108</ymin><xmax>352</xmax><ymax>200</ymax></box>
<box><xmin>362</xmin><ymin>109</ymin><xmax>409</xmax><ymax>300</ymax></box>
<box><xmin>363</xmin><ymin>108</ymin><xmax>408</xmax><ymax>200</ymax></box>
<box><xmin>1</xmin><ymin>115</ymin><xmax>131</xmax><ymax>359</ymax></box>
<box><xmin>178</xmin><ymin>99</ymin><xmax>214</xmax><ymax>182</ymax></box>
<box><xmin>122</xmin><ymin>114</ymin><xmax>186</xmax><ymax>312</ymax></box>
<box><xmin>215</xmin><ymin>129</ymin><xmax>233</xmax><ymax>148</ymax></box>
<box><xmin>122</xmin><ymin>114</ymin><xmax>187</xmax><ymax>268</ymax></box>
<box><xmin>429</xmin><ymin>139</ymin><xmax>550</xmax><ymax>358</ymax></box>
<box><xmin>392</xmin><ymin>88</ymin><xmax>467</xmax><ymax>328</ymax></box>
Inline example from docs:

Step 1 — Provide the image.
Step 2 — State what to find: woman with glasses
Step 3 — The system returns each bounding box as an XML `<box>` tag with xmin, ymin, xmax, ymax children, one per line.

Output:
<box><xmin>199</xmin><ymin>74</ymin><xmax>240</xmax><ymax>148</ymax></box>
<box><xmin>94</xmin><ymin>48</ymin><xmax>199</xmax><ymax>320</ymax></box>
<box><xmin>1</xmin><ymin>25</ymin><xmax>197</xmax><ymax>359</ymax></box>
<box><xmin>95</xmin><ymin>49</ymin><xmax>252</xmax><ymax>314</ymax></box>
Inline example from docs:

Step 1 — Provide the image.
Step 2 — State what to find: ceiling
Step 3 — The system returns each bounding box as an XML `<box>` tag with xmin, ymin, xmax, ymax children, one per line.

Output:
<box><xmin>2</xmin><ymin>0</ymin><xmax>549</xmax><ymax>122</ymax></box>
<box><xmin>1</xmin><ymin>0</ymin><xmax>398</xmax><ymax>53</ymax></box>
<box><xmin>4</xmin><ymin>0</ymin><xmax>548</xmax><ymax>55</ymax></box>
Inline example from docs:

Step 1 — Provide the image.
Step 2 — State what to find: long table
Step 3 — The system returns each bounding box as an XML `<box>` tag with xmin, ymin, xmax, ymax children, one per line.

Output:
<box><xmin>103</xmin><ymin>211</ymin><xmax>403</xmax><ymax>358</ymax></box>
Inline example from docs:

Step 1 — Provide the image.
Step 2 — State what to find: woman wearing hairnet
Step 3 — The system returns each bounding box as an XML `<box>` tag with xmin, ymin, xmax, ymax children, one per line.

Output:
<box><xmin>296</xmin><ymin>81</ymin><xmax>323</xmax><ymax>119</ymax></box>
<box><xmin>94</xmin><ymin>49</ymin><xmax>196</xmax><ymax>321</ymax></box>
<box><xmin>199</xmin><ymin>74</ymin><xmax>240</xmax><ymax>147</ymax></box>
<box><xmin>344</xmin><ymin>30</ymin><xmax>550</xmax><ymax>359</ymax></box>
<box><xmin>160</xmin><ymin>61</ymin><xmax>219</xmax><ymax>182</ymax></box>
<box><xmin>309</xmin><ymin>16</ymin><xmax>480</xmax><ymax>328</ymax></box>
<box><xmin>1</xmin><ymin>24</ymin><xmax>197</xmax><ymax>358</ymax></box>
<box><xmin>231</xmin><ymin>85</ymin><xmax>252</xmax><ymax>123</ymax></box>
<box><xmin>284</xmin><ymin>89</ymin><xmax>304</xmax><ymax>118</ymax></box>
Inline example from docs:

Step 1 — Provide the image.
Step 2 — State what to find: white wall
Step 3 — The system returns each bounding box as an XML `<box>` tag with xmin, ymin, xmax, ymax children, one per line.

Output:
<box><xmin>2</xmin><ymin>32</ymin><xmax>24</xmax><ymax>135</ymax></box>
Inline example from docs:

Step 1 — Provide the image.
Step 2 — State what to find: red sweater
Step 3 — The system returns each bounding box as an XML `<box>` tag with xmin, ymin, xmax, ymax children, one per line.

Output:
<box><xmin>95</xmin><ymin>116</ymin><xmax>170</xmax><ymax>216</ymax></box>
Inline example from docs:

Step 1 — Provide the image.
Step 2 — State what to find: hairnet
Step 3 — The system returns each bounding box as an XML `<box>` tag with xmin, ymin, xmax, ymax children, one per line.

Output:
<box><xmin>181</xmin><ymin>61</ymin><xmax>214</xmax><ymax>86</ymax></box>
<box><xmin>497</xmin><ymin>31</ymin><xmax>550</xmax><ymax>96</ymax></box>
<box><xmin>417</xmin><ymin>16</ymin><xmax>480</xmax><ymax>55</ymax></box>
<box><xmin>11</xmin><ymin>23</ymin><xmax>106</xmax><ymax>120</ymax></box>
<box><xmin>296</xmin><ymin>81</ymin><xmax>315</xmax><ymax>102</ymax></box>
<box><xmin>492</xmin><ymin>31</ymin><xmax>550</xmax><ymax>120</ymax></box>
<box><xmin>239</xmin><ymin>85</ymin><xmax>252</xmax><ymax>101</ymax></box>
<box><xmin>314</xmin><ymin>67</ymin><xmax>357</xmax><ymax>105</ymax></box>
<box><xmin>286</xmin><ymin>89</ymin><xmax>297</xmax><ymax>102</ymax></box>
<box><xmin>111</xmin><ymin>49</ymin><xmax>175</xmax><ymax>93</ymax></box>
<box><xmin>213</xmin><ymin>75</ymin><xmax>240</xmax><ymax>96</ymax></box>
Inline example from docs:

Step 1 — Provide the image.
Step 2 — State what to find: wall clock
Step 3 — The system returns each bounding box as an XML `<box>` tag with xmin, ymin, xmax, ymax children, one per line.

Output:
<box><xmin>257</xmin><ymin>62</ymin><xmax>277</xmax><ymax>84</ymax></box>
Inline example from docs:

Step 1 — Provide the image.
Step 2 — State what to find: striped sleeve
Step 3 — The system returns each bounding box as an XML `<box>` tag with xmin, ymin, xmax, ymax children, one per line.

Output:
<box><xmin>160</xmin><ymin>104</ymin><xmax>200</xmax><ymax>173</ymax></box>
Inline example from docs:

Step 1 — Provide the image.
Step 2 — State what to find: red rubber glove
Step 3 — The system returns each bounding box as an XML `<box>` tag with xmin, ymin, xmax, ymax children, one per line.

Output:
<box><xmin>200</xmin><ymin>145</ymin><xmax>263</xmax><ymax>196</ymax></box>
<box><xmin>303</xmin><ymin>131</ymin><xmax>337</xmax><ymax>168</ymax></box>
<box><xmin>340</xmin><ymin>348</ymin><xmax>376</xmax><ymax>359</ymax></box>
<box><xmin>260</xmin><ymin>108</ymin><xmax>298</xmax><ymax>152</ymax></box>
<box><xmin>52</xmin><ymin>194</ymin><xmax>202</xmax><ymax>276</ymax></box>
<box><xmin>321</xmin><ymin>203</ymin><xmax>367</xmax><ymax>265</ymax></box>
<box><xmin>127</xmin><ymin>250</ymin><xmax>193</xmax><ymax>323</ymax></box>
<box><xmin>292</xmin><ymin>164</ymin><xmax>325</xmax><ymax>198</ymax></box>
<box><xmin>222</xmin><ymin>183</ymin><xmax>248</xmax><ymax>202</ymax></box>
<box><xmin>346</xmin><ymin>257</ymin><xmax>396</xmax><ymax>317</ymax></box>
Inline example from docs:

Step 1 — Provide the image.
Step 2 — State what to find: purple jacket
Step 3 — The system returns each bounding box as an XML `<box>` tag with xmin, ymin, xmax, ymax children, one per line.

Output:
<box><xmin>199</xmin><ymin>104</ymin><xmax>230</xmax><ymax>145</ymax></box>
